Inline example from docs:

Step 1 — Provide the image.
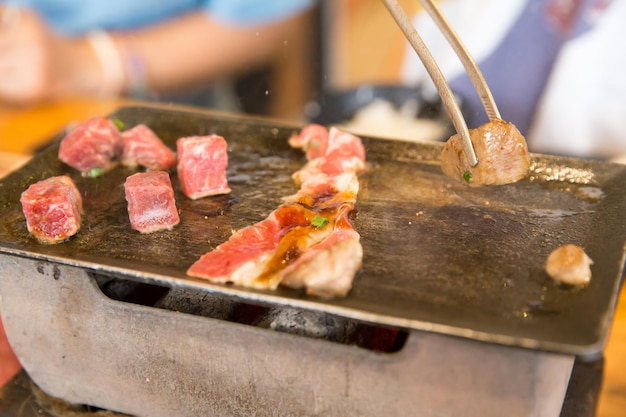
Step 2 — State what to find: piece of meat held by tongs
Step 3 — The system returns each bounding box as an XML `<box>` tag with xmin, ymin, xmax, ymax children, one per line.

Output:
<box><xmin>382</xmin><ymin>0</ymin><xmax>530</xmax><ymax>186</ymax></box>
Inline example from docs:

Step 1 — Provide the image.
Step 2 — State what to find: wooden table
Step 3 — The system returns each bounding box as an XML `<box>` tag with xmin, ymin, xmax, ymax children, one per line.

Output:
<box><xmin>0</xmin><ymin>98</ymin><xmax>624</xmax><ymax>416</ymax></box>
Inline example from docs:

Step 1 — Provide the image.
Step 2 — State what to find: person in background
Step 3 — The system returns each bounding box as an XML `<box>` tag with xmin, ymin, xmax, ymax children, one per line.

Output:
<box><xmin>400</xmin><ymin>0</ymin><xmax>626</xmax><ymax>160</ymax></box>
<box><xmin>0</xmin><ymin>0</ymin><xmax>314</xmax><ymax>109</ymax></box>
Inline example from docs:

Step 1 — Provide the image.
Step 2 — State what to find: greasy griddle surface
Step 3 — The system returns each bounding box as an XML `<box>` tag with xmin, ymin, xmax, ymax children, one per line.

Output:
<box><xmin>1</xmin><ymin>106</ymin><xmax>625</xmax><ymax>355</ymax></box>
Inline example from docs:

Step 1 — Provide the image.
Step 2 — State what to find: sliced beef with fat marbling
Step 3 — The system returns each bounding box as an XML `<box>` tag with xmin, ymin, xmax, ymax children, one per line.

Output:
<box><xmin>288</xmin><ymin>123</ymin><xmax>329</xmax><ymax>160</ymax></box>
<box><xmin>187</xmin><ymin>125</ymin><xmax>365</xmax><ymax>298</ymax></box>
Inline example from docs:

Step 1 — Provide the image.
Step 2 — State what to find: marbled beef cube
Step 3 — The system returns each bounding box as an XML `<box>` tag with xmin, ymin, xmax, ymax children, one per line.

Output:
<box><xmin>20</xmin><ymin>175</ymin><xmax>83</xmax><ymax>244</ymax></box>
<box><xmin>124</xmin><ymin>171</ymin><xmax>180</xmax><ymax>234</ymax></box>
<box><xmin>176</xmin><ymin>135</ymin><xmax>230</xmax><ymax>199</ymax></box>
<box><xmin>121</xmin><ymin>124</ymin><xmax>176</xmax><ymax>170</ymax></box>
<box><xmin>58</xmin><ymin>117</ymin><xmax>122</xmax><ymax>177</ymax></box>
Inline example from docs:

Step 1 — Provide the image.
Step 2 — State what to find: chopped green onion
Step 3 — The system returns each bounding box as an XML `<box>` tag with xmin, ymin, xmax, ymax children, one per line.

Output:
<box><xmin>111</xmin><ymin>118</ymin><xmax>125</xmax><ymax>131</ymax></box>
<box><xmin>463</xmin><ymin>170</ymin><xmax>472</xmax><ymax>183</ymax></box>
<box><xmin>86</xmin><ymin>167</ymin><xmax>103</xmax><ymax>178</ymax></box>
<box><xmin>311</xmin><ymin>215</ymin><xmax>328</xmax><ymax>228</ymax></box>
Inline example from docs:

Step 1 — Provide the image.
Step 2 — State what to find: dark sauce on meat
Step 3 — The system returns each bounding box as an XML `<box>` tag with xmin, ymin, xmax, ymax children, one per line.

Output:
<box><xmin>254</xmin><ymin>199</ymin><xmax>346</xmax><ymax>286</ymax></box>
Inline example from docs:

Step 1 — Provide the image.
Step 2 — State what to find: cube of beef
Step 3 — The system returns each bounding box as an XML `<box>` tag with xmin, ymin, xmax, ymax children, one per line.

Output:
<box><xmin>20</xmin><ymin>175</ymin><xmax>83</xmax><ymax>244</ymax></box>
<box><xmin>176</xmin><ymin>135</ymin><xmax>231</xmax><ymax>199</ymax></box>
<box><xmin>124</xmin><ymin>171</ymin><xmax>180</xmax><ymax>233</ymax></box>
<box><xmin>121</xmin><ymin>124</ymin><xmax>176</xmax><ymax>171</ymax></box>
<box><xmin>58</xmin><ymin>117</ymin><xmax>122</xmax><ymax>176</ymax></box>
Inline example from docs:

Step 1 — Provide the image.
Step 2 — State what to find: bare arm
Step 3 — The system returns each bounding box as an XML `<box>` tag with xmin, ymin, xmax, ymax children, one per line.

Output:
<box><xmin>0</xmin><ymin>8</ymin><xmax>102</xmax><ymax>104</ymax></box>
<box><xmin>0</xmin><ymin>7</ymin><xmax>310</xmax><ymax>105</ymax></box>
<box><xmin>119</xmin><ymin>11</ymin><xmax>307</xmax><ymax>93</ymax></box>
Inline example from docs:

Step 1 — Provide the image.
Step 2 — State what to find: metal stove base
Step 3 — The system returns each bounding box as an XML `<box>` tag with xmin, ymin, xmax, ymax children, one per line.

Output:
<box><xmin>0</xmin><ymin>256</ymin><xmax>581</xmax><ymax>417</ymax></box>
<box><xmin>0</xmin><ymin>358</ymin><xmax>603</xmax><ymax>417</ymax></box>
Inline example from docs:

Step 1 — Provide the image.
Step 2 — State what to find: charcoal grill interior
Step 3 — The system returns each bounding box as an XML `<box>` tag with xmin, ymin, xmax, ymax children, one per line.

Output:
<box><xmin>93</xmin><ymin>272</ymin><xmax>408</xmax><ymax>353</ymax></box>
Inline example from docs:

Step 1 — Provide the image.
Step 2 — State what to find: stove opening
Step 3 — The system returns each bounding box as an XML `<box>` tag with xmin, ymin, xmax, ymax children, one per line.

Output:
<box><xmin>92</xmin><ymin>273</ymin><xmax>408</xmax><ymax>354</ymax></box>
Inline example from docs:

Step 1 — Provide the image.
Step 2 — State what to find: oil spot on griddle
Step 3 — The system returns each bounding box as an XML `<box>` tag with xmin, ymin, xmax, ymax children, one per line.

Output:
<box><xmin>3</xmin><ymin>214</ymin><xmax>32</xmax><ymax>244</ymax></box>
<box><xmin>36</xmin><ymin>262</ymin><xmax>45</xmax><ymax>275</ymax></box>
<box><xmin>52</xmin><ymin>264</ymin><xmax>61</xmax><ymax>280</ymax></box>
<box><xmin>529</xmin><ymin>208</ymin><xmax>580</xmax><ymax>218</ymax></box>
<box><xmin>574</xmin><ymin>186</ymin><xmax>605</xmax><ymax>203</ymax></box>
<box><xmin>513</xmin><ymin>299</ymin><xmax>561</xmax><ymax>319</ymax></box>
<box><xmin>183</xmin><ymin>194</ymin><xmax>236</xmax><ymax>217</ymax></box>
<box><xmin>227</xmin><ymin>173</ymin><xmax>252</xmax><ymax>183</ymax></box>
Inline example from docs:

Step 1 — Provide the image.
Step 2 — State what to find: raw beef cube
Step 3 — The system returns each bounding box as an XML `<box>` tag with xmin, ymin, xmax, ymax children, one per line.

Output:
<box><xmin>58</xmin><ymin>117</ymin><xmax>122</xmax><ymax>176</ymax></box>
<box><xmin>20</xmin><ymin>175</ymin><xmax>83</xmax><ymax>244</ymax></box>
<box><xmin>121</xmin><ymin>124</ymin><xmax>176</xmax><ymax>170</ymax></box>
<box><xmin>124</xmin><ymin>171</ymin><xmax>180</xmax><ymax>233</ymax></box>
<box><xmin>176</xmin><ymin>135</ymin><xmax>230</xmax><ymax>199</ymax></box>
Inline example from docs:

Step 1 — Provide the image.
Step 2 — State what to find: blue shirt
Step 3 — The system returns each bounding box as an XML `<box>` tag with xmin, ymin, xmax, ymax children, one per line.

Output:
<box><xmin>7</xmin><ymin>0</ymin><xmax>314</xmax><ymax>35</ymax></box>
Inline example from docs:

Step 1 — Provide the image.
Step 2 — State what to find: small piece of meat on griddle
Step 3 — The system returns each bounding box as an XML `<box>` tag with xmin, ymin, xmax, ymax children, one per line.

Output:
<box><xmin>121</xmin><ymin>124</ymin><xmax>176</xmax><ymax>170</ymax></box>
<box><xmin>440</xmin><ymin>119</ymin><xmax>530</xmax><ymax>186</ymax></box>
<box><xmin>20</xmin><ymin>175</ymin><xmax>83</xmax><ymax>244</ymax></box>
<box><xmin>545</xmin><ymin>244</ymin><xmax>593</xmax><ymax>286</ymax></box>
<box><xmin>58</xmin><ymin>117</ymin><xmax>122</xmax><ymax>176</ymax></box>
<box><xmin>124</xmin><ymin>171</ymin><xmax>180</xmax><ymax>234</ymax></box>
<box><xmin>176</xmin><ymin>135</ymin><xmax>231</xmax><ymax>199</ymax></box>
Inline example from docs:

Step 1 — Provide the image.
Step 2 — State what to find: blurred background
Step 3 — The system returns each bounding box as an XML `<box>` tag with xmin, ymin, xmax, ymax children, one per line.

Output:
<box><xmin>2</xmin><ymin>0</ymin><xmax>625</xmax><ymax>159</ymax></box>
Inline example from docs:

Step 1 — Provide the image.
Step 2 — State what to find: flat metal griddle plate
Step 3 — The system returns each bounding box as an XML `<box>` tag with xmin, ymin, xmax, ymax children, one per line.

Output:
<box><xmin>1</xmin><ymin>105</ymin><xmax>625</xmax><ymax>356</ymax></box>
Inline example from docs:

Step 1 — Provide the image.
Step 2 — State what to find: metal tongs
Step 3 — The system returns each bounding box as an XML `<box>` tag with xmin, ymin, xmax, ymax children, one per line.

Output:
<box><xmin>381</xmin><ymin>0</ymin><xmax>501</xmax><ymax>167</ymax></box>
